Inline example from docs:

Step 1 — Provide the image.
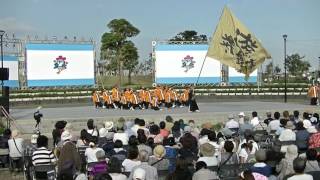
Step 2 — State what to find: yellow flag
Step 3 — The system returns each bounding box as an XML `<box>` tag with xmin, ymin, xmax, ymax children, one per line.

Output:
<box><xmin>207</xmin><ymin>6</ymin><xmax>271</xmax><ymax>78</ymax></box>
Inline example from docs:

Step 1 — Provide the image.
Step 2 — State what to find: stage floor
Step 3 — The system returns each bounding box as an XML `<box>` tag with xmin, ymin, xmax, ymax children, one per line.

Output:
<box><xmin>8</xmin><ymin>101</ymin><xmax>319</xmax><ymax>134</ymax></box>
<box><xmin>10</xmin><ymin>101</ymin><xmax>317</xmax><ymax>121</ymax></box>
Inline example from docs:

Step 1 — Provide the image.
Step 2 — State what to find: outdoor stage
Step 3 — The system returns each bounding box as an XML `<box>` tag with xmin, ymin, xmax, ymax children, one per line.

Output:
<box><xmin>9</xmin><ymin>101</ymin><xmax>318</xmax><ymax>135</ymax></box>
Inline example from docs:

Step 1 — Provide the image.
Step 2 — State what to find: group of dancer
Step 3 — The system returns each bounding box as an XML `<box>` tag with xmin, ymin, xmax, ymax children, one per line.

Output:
<box><xmin>91</xmin><ymin>85</ymin><xmax>199</xmax><ymax>112</ymax></box>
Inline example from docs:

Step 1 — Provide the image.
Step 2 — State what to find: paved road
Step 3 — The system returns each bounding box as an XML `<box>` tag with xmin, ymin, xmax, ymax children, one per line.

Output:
<box><xmin>11</xmin><ymin>101</ymin><xmax>317</xmax><ymax>121</ymax></box>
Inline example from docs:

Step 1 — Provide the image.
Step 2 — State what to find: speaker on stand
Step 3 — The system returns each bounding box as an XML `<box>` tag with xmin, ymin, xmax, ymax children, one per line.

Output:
<box><xmin>0</xmin><ymin>68</ymin><xmax>9</xmax><ymax>127</ymax></box>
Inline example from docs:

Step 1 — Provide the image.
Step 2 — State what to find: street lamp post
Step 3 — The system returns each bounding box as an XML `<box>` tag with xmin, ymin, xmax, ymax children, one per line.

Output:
<box><xmin>0</xmin><ymin>30</ymin><xmax>5</xmax><ymax>96</ymax></box>
<box><xmin>283</xmin><ymin>34</ymin><xmax>287</xmax><ymax>103</ymax></box>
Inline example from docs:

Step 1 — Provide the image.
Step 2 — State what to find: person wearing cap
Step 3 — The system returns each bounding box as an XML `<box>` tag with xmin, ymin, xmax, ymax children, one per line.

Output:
<box><xmin>113</xmin><ymin>118</ymin><xmax>129</xmax><ymax>146</ymax></box>
<box><xmin>8</xmin><ymin>129</ymin><xmax>24</xmax><ymax>171</ymax></box>
<box><xmin>128</xmin><ymin>150</ymin><xmax>158</xmax><ymax>180</ymax></box>
<box><xmin>179</xmin><ymin>126</ymin><xmax>198</xmax><ymax>160</ymax></box>
<box><xmin>24</xmin><ymin>133</ymin><xmax>38</xmax><ymax>158</ymax></box>
<box><xmin>238</xmin><ymin>112</ymin><xmax>245</xmax><ymax>124</ymax></box>
<box><xmin>192</xmin><ymin>161</ymin><xmax>218</xmax><ymax>180</ymax></box>
<box><xmin>197</xmin><ymin>143</ymin><xmax>219</xmax><ymax>166</ymax></box>
<box><xmin>225</xmin><ymin>114</ymin><xmax>240</xmax><ymax>130</ymax></box>
<box><xmin>279</xmin><ymin>121</ymin><xmax>296</xmax><ymax>152</ymax></box>
<box><xmin>276</xmin><ymin>145</ymin><xmax>298</xmax><ymax>180</ymax></box>
<box><xmin>239</xmin><ymin>117</ymin><xmax>254</xmax><ymax>136</ymax></box>
<box><xmin>148</xmin><ymin>145</ymin><xmax>169</xmax><ymax>171</ymax></box>
<box><xmin>250</xmin><ymin>149</ymin><xmax>272</xmax><ymax>177</ymax></box>
<box><xmin>57</xmin><ymin>130</ymin><xmax>81</xmax><ymax>179</ymax></box>
<box><xmin>263</xmin><ymin>112</ymin><xmax>273</xmax><ymax>125</ymax></box>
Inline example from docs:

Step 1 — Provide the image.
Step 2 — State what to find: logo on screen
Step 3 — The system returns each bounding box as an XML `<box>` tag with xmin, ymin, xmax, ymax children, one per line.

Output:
<box><xmin>181</xmin><ymin>55</ymin><xmax>195</xmax><ymax>72</ymax></box>
<box><xmin>53</xmin><ymin>55</ymin><xmax>68</xmax><ymax>74</ymax></box>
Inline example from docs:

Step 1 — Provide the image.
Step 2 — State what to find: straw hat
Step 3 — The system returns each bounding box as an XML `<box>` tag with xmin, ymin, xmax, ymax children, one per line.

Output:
<box><xmin>99</xmin><ymin>128</ymin><xmax>108</xmax><ymax>137</ymax></box>
<box><xmin>238</xmin><ymin>112</ymin><xmax>245</xmax><ymax>116</ymax></box>
<box><xmin>285</xmin><ymin>121</ymin><xmax>295</xmax><ymax>130</ymax></box>
<box><xmin>105</xmin><ymin>121</ymin><xmax>114</xmax><ymax>130</ymax></box>
<box><xmin>153</xmin><ymin>145</ymin><xmax>166</xmax><ymax>158</ymax></box>
<box><xmin>11</xmin><ymin>129</ymin><xmax>21</xmax><ymax>138</ymax></box>
<box><xmin>200</xmin><ymin>143</ymin><xmax>215</xmax><ymax>157</ymax></box>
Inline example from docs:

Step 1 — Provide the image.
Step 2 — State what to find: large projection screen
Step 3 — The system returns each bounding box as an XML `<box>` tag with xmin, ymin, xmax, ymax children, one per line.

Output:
<box><xmin>3</xmin><ymin>55</ymin><xmax>19</xmax><ymax>87</ymax></box>
<box><xmin>26</xmin><ymin>43</ymin><xmax>95</xmax><ymax>87</ymax></box>
<box><xmin>155</xmin><ymin>44</ymin><xmax>220</xmax><ymax>84</ymax></box>
<box><xmin>229</xmin><ymin>67</ymin><xmax>258</xmax><ymax>83</ymax></box>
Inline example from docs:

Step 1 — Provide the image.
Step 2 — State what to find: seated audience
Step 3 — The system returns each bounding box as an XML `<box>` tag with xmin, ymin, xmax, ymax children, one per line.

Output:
<box><xmin>8</xmin><ymin>129</ymin><xmax>24</xmax><ymax>171</ymax></box>
<box><xmin>148</xmin><ymin>145</ymin><xmax>169</xmax><ymax>170</ymax></box>
<box><xmin>250</xmin><ymin>149</ymin><xmax>272</xmax><ymax>177</ymax></box>
<box><xmin>304</xmin><ymin>148</ymin><xmax>320</xmax><ymax>172</ymax></box>
<box><xmin>128</xmin><ymin>150</ymin><xmax>158</xmax><ymax>180</ymax></box>
<box><xmin>192</xmin><ymin>161</ymin><xmax>218</xmax><ymax>180</ymax></box>
<box><xmin>166</xmin><ymin>156</ymin><xmax>192</xmax><ymax>180</ymax></box>
<box><xmin>122</xmin><ymin>146</ymin><xmax>141</xmax><ymax>172</ymax></box>
<box><xmin>276</xmin><ymin>145</ymin><xmax>298</xmax><ymax>180</ymax></box>
<box><xmin>108</xmin><ymin>157</ymin><xmax>127</xmax><ymax>180</ymax></box>
<box><xmin>287</xmin><ymin>157</ymin><xmax>313</xmax><ymax>180</ymax></box>
<box><xmin>197</xmin><ymin>143</ymin><xmax>219</xmax><ymax>166</ymax></box>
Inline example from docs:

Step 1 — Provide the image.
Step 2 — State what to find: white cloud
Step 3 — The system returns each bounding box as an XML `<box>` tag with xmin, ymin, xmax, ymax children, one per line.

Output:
<box><xmin>0</xmin><ymin>17</ymin><xmax>37</xmax><ymax>33</ymax></box>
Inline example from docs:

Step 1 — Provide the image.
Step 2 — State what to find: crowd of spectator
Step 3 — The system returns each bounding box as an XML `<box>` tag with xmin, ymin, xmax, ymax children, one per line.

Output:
<box><xmin>0</xmin><ymin>110</ymin><xmax>320</xmax><ymax>180</ymax></box>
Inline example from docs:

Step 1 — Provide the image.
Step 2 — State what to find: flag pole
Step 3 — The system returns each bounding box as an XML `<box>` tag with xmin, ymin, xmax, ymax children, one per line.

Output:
<box><xmin>195</xmin><ymin>6</ymin><xmax>226</xmax><ymax>86</ymax></box>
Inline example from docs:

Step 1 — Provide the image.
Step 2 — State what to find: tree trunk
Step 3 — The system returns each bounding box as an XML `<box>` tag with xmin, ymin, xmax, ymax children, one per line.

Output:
<box><xmin>128</xmin><ymin>70</ymin><xmax>132</xmax><ymax>85</ymax></box>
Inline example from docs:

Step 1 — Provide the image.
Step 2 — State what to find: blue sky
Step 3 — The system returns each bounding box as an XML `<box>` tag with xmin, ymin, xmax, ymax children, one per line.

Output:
<box><xmin>1</xmin><ymin>0</ymin><xmax>320</xmax><ymax>70</ymax></box>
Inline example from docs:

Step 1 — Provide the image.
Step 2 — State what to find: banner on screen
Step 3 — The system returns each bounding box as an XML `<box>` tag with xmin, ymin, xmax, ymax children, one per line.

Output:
<box><xmin>3</xmin><ymin>55</ymin><xmax>19</xmax><ymax>87</ymax></box>
<box><xmin>26</xmin><ymin>43</ymin><xmax>95</xmax><ymax>87</ymax></box>
<box><xmin>154</xmin><ymin>44</ymin><xmax>257</xmax><ymax>84</ymax></box>
<box><xmin>155</xmin><ymin>44</ymin><xmax>220</xmax><ymax>84</ymax></box>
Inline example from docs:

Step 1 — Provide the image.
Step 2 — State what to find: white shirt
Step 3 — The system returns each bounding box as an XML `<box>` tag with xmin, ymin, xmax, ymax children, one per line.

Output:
<box><xmin>122</xmin><ymin>159</ymin><xmax>141</xmax><ymax>172</ymax></box>
<box><xmin>85</xmin><ymin>147</ymin><xmax>103</xmax><ymax>163</ymax></box>
<box><xmin>87</xmin><ymin>129</ymin><xmax>98</xmax><ymax>137</ymax></box>
<box><xmin>8</xmin><ymin>138</ymin><xmax>24</xmax><ymax>158</ymax></box>
<box><xmin>109</xmin><ymin>173</ymin><xmax>128</xmax><ymax>180</ymax></box>
<box><xmin>287</xmin><ymin>174</ymin><xmax>313</xmax><ymax>180</ymax></box>
<box><xmin>279</xmin><ymin>129</ymin><xmax>296</xmax><ymax>141</ymax></box>
<box><xmin>225</xmin><ymin>119</ymin><xmax>240</xmax><ymax>129</ymax></box>
<box><xmin>197</xmin><ymin>156</ymin><xmax>219</xmax><ymax>166</ymax></box>
<box><xmin>113</xmin><ymin>133</ymin><xmax>129</xmax><ymax>145</ymax></box>
<box><xmin>250</xmin><ymin>117</ymin><xmax>260</xmax><ymax>127</ymax></box>
<box><xmin>268</xmin><ymin>120</ymin><xmax>280</xmax><ymax>131</ymax></box>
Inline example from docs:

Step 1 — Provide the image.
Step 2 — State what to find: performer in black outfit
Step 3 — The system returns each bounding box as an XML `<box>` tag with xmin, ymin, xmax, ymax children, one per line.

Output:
<box><xmin>188</xmin><ymin>86</ymin><xmax>199</xmax><ymax>112</ymax></box>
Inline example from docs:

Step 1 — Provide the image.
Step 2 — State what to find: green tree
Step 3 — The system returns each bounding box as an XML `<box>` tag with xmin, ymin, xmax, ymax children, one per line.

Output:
<box><xmin>274</xmin><ymin>65</ymin><xmax>281</xmax><ymax>74</ymax></box>
<box><xmin>286</xmin><ymin>53</ymin><xmax>310</xmax><ymax>77</ymax></box>
<box><xmin>169</xmin><ymin>30</ymin><xmax>207</xmax><ymax>42</ymax></box>
<box><xmin>100</xmin><ymin>19</ymin><xmax>140</xmax><ymax>85</ymax></box>
<box><xmin>120</xmin><ymin>42</ymin><xmax>139</xmax><ymax>84</ymax></box>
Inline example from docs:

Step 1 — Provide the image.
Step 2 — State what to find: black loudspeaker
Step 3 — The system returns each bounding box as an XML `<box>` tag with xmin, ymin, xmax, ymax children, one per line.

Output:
<box><xmin>0</xmin><ymin>68</ymin><xmax>9</xmax><ymax>81</ymax></box>
<box><xmin>0</xmin><ymin>86</ymin><xmax>9</xmax><ymax>113</ymax></box>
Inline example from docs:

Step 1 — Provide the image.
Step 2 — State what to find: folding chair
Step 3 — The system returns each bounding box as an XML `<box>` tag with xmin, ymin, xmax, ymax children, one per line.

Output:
<box><xmin>33</xmin><ymin>164</ymin><xmax>56</xmax><ymax>180</ymax></box>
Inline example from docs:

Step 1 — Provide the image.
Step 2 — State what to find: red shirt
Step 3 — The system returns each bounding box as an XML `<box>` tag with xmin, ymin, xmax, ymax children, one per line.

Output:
<box><xmin>160</xmin><ymin>129</ymin><xmax>170</xmax><ymax>138</ymax></box>
<box><xmin>309</xmin><ymin>132</ymin><xmax>320</xmax><ymax>149</ymax></box>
